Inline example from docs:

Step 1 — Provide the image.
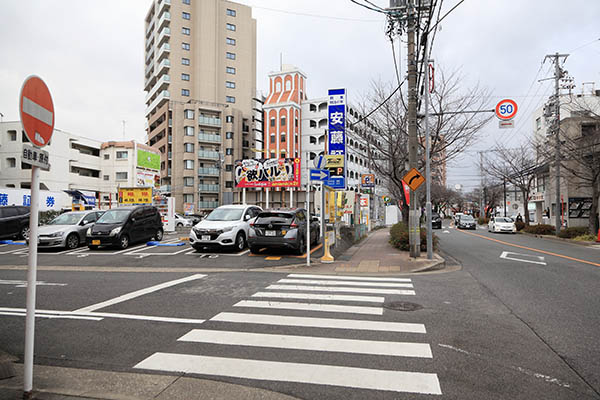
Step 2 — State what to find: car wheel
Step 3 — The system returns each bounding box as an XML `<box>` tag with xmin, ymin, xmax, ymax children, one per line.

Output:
<box><xmin>20</xmin><ymin>226</ymin><xmax>30</xmax><ymax>240</ymax></box>
<box><xmin>235</xmin><ymin>232</ymin><xmax>246</xmax><ymax>251</ymax></box>
<box><xmin>118</xmin><ymin>234</ymin><xmax>130</xmax><ymax>250</ymax></box>
<box><xmin>153</xmin><ymin>228</ymin><xmax>164</xmax><ymax>241</ymax></box>
<box><xmin>88</xmin><ymin>245</ymin><xmax>98</xmax><ymax>250</ymax></box>
<box><xmin>296</xmin><ymin>237</ymin><xmax>305</xmax><ymax>255</ymax></box>
<box><xmin>249</xmin><ymin>246</ymin><xmax>261</xmax><ymax>254</ymax></box>
<box><xmin>177</xmin><ymin>223</ymin><xmax>183</xmax><ymax>228</ymax></box>
<box><xmin>66</xmin><ymin>233</ymin><xmax>79</xmax><ymax>249</ymax></box>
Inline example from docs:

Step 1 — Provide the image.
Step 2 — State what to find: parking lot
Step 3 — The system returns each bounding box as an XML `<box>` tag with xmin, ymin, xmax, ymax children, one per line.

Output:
<box><xmin>0</xmin><ymin>229</ymin><xmax>325</xmax><ymax>269</ymax></box>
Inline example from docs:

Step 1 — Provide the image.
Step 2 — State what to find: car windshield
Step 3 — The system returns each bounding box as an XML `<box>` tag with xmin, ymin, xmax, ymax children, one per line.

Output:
<box><xmin>461</xmin><ymin>216</ymin><xmax>475</xmax><ymax>222</ymax></box>
<box><xmin>96</xmin><ymin>210</ymin><xmax>131</xmax><ymax>224</ymax></box>
<box><xmin>205</xmin><ymin>208</ymin><xmax>243</xmax><ymax>221</ymax></box>
<box><xmin>48</xmin><ymin>213</ymin><xmax>82</xmax><ymax>225</ymax></box>
<box><xmin>496</xmin><ymin>217</ymin><xmax>513</xmax><ymax>223</ymax></box>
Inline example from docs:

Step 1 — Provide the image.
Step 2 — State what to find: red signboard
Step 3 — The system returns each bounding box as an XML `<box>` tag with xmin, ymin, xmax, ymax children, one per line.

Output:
<box><xmin>19</xmin><ymin>76</ymin><xmax>55</xmax><ymax>147</ymax></box>
<box><xmin>235</xmin><ymin>158</ymin><xmax>301</xmax><ymax>188</ymax></box>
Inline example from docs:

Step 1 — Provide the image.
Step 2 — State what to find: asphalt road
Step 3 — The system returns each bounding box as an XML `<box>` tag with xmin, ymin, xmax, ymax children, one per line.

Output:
<box><xmin>0</xmin><ymin>225</ymin><xmax>599</xmax><ymax>399</ymax></box>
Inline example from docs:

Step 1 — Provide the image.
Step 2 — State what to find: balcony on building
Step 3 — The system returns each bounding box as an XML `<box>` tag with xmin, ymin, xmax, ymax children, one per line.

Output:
<box><xmin>145</xmin><ymin>30</ymin><xmax>155</xmax><ymax>52</ymax></box>
<box><xmin>145</xmin><ymin>90</ymin><xmax>170</xmax><ymax>117</ymax></box>
<box><xmin>145</xmin><ymin>18</ymin><xmax>155</xmax><ymax>38</ymax></box>
<box><xmin>145</xmin><ymin>74</ymin><xmax>170</xmax><ymax>103</ymax></box>
<box><xmin>157</xmin><ymin>42</ymin><xmax>170</xmax><ymax>62</ymax></box>
<box><xmin>198</xmin><ymin>167</ymin><xmax>219</xmax><ymax>176</ymax></box>
<box><xmin>145</xmin><ymin>59</ymin><xmax>155</xmax><ymax>80</ymax></box>
<box><xmin>198</xmin><ymin>184</ymin><xmax>220</xmax><ymax>193</ymax></box>
<box><xmin>157</xmin><ymin>27</ymin><xmax>170</xmax><ymax>47</ymax></box>
<box><xmin>198</xmin><ymin>132</ymin><xmax>221</xmax><ymax>143</ymax></box>
<box><xmin>198</xmin><ymin>115</ymin><xmax>221</xmax><ymax>127</ymax></box>
<box><xmin>198</xmin><ymin>150</ymin><xmax>220</xmax><ymax>160</ymax></box>
<box><xmin>198</xmin><ymin>201</ymin><xmax>219</xmax><ymax>209</ymax></box>
<box><xmin>160</xmin><ymin>184</ymin><xmax>171</xmax><ymax>193</ymax></box>
<box><xmin>156</xmin><ymin>58</ymin><xmax>170</xmax><ymax>76</ymax></box>
<box><xmin>158</xmin><ymin>0</ymin><xmax>171</xmax><ymax>15</ymax></box>
<box><xmin>242</xmin><ymin>140</ymin><xmax>250</xmax><ymax>148</ymax></box>
<box><xmin>158</xmin><ymin>11</ymin><xmax>171</xmax><ymax>30</ymax></box>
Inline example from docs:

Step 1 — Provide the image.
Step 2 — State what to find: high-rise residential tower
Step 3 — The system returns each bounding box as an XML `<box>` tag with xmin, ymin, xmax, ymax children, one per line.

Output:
<box><xmin>144</xmin><ymin>0</ymin><xmax>257</xmax><ymax>213</ymax></box>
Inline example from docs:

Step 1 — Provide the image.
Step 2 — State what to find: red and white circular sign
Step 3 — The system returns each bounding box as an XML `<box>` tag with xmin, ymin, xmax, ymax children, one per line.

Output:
<box><xmin>495</xmin><ymin>99</ymin><xmax>518</xmax><ymax>120</ymax></box>
<box><xmin>19</xmin><ymin>76</ymin><xmax>54</xmax><ymax>147</ymax></box>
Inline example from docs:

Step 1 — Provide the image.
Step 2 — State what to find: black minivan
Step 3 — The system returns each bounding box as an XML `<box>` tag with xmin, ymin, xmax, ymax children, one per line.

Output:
<box><xmin>86</xmin><ymin>205</ymin><xmax>163</xmax><ymax>250</ymax></box>
<box><xmin>0</xmin><ymin>206</ymin><xmax>30</xmax><ymax>240</ymax></box>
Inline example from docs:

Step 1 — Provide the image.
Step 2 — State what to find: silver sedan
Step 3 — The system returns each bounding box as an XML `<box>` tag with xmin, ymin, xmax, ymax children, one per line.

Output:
<box><xmin>37</xmin><ymin>211</ymin><xmax>104</xmax><ymax>249</ymax></box>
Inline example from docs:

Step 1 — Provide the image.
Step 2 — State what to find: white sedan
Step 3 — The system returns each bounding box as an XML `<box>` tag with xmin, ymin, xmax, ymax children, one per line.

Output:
<box><xmin>488</xmin><ymin>216</ymin><xmax>517</xmax><ymax>233</ymax></box>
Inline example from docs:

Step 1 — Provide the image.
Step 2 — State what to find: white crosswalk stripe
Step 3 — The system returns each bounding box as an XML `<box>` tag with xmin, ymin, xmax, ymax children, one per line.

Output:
<box><xmin>134</xmin><ymin>273</ymin><xmax>441</xmax><ymax>396</ymax></box>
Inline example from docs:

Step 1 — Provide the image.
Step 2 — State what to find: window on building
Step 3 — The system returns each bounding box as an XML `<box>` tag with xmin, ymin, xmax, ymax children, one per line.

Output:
<box><xmin>183</xmin><ymin>194</ymin><xmax>194</xmax><ymax>203</ymax></box>
<box><xmin>225</xmin><ymin>164</ymin><xmax>233</xmax><ymax>171</ymax></box>
<box><xmin>270</xmin><ymin>118</ymin><xmax>275</xmax><ymax>127</ymax></box>
<box><xmin>181</xmin><ymin>73</ymin><xmax>190</xmax><ymax>81</ymax></box>
<box><xmin>276</xmin><ymin>82</ymin><xmax>281</xmax><ymax>92</ymax></box>
<box><xmin>103</xmin><ymin>154</ymin><xmax>109</xmax><ymax>160</ymax></box>
<box><xmin>116</xmin><ymin>172</ymin><xmax>128</xmax><ymax>180</ymax></box>
<box><xmin>226</xmin><ymin>115</ymin><xmax>234</xmax><ymax>123</ymax></box>
<box><xmin>280</xmin><ymin>133</ymin><xmax>286</xmax><ymax>142</ymax></box>
<box><xmin>184</xmin><ymin>160</ymin><xmax>194</xmax><ymax>170</ymax></box>
<box><xmin>184</xmin><ymin>177</ymin><xmax>194</xmax><ymax>187</ymax></box>
<box><xmin>182</xmin><ymin>57</ymin><xmax>190</xmax><ymax>66</ymax></box>
<box><xmin>184</xmin><ymin>126</ymin><xmax>195</xmax><ymax>136</ymax></box>
<box><xmin>182</xmin><ymin>42</ymin><xmax>190</xmax><ymax>50</ymax></box>
<box><xmin>226</xmin><ymin>37</ymin><xmax>236</xmax><ymax>45</ymax></box>
<box><xmin>225</xmin><ymin>81</ymin><xmax>236</xmax><ymax>89</ymax></box>
<box><xmin>270</xmin><ymin>134</ymin><xmax>275</xmax><ymax>143</ymax></box>
<box><xmin>182</xmin><ymin>89</ymin><xmax>190</xmax><ymax>96</ymax></box>
<box><xmin>184</xmin><ymin>109</ymin><xmax>194</xmax><ymax>119</ymax></box>
<box><xmin>281</xmin><ymin>116</ymin><xmax>286</xmax><ymax>126</ymax></box>
<box><xmin>536</xmin><ymin>117</ymin><xmax>541</xmax><ymax>131</ymax></box>
<box><xmin>226</xmin><ymin>132</ymin><xmax>234</xmax><ymax>139</ymax></box>
<box><xmin>182</xmin><ymin>12</ymin><xmax>190</xmax><ymax>20</ymax></box>
<box><xmin>270</xmin><ymin>151</ymin><xmax>276</xmax><ymax>159</ymax></box>
<box><xmin>280</xmin><ymin>151</ymin><xmax>285</xmax><ymax>158</ymax></box>
<box><xmin>182</xmin><ymin>27</ymin><xmax>190</xmax><ymax>35</ymax></box>
<box><xmin>184</xmin><ymin>143</ymin><xmax>194</xmax><ymax>152</ymax></box>
<box><xmin>226</xmin><ymin>52</ymin><xmax>236</xmax><ymax>60</ymax></box>
<box><xmin>103</xmin><ymin>175</ymin><xmax>109</xmax><ymax>181</ymax></box>
<box><xmin>295</xmin><ymin>117</ymin><xmax>298</xmax><ymax>128</ymax></box>
<box><xmin>226</xmin><ymin>148</ymin><xmax>233</xmax><ymax>155</ymax></box>
<box><xmin>7</xmin><ymin>158</ymin><xmax>16</xmax><ymax>168</ymax></box>
<box><xmin>226</xmin><ymin>23</ymin><xmax>236</xmax><ymax>31</ymax></box>
<box><xmin>225</xmin><ymin>181</ymin><xmax>233</xmax><ymax>188</ymax></box>
<box><xmin>285</xmin><ymin>80</ymin><xmax>291</xmax><ymax>91</ymax></box>
<box><xmin>183</xmin><ymin>0</ymin><xmax>190</xmax><ymax>4</ymax></box>
<box><xmin>8</xmin><ymin>130</ymin><xmax>17</xmax><ymax>141</ymax></box>
<box><xmin>226</xmin><ymin>8</ymin><xmax>236</xmax><ymax>16</ymax></box>
<box><xmin>226</xmin><ymin>67</ymin><xmax>236</xmax><ymax>74</ymax></box>
<box><xmin>226</xmin><ymin>96</ymin><xmax>235</xmax><ymax>103</ymax></box>
<box><xmin>116</xmin><ymin>151</ymin><xmax>128</xmax><ymax>159</ymax></box>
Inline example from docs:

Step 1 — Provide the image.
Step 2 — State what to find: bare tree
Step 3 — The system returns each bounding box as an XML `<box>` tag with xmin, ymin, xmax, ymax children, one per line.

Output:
<box><xmin>483</xmin><ymin>144</ymin><xmax>538</xmax><ymax>224</ymax></box>
<box><xmin>356</xmin><ymin>68</ymin><xmax>493</xmax><ymax>223</ymax></box>
<box><xmin>483</xmin><ymin>181</ymin><xmax>504</xmax><ymax>218</ymax></box>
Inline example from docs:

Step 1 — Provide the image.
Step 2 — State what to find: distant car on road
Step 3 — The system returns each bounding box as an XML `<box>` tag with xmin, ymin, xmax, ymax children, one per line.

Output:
<box><xmin>174</xmin><ymin>213</ymin><xmax>194</xmax><ymax>228</ymax></box>
<box><xmin>457</xmin><ymin>214</ymin><xmax>477</xmax><ymax>230</ymax></box>
<box><xmin>488</xmin><ymin>216</ymin><xmax>517</xmax><ymax>233</ymax></box>
<box><xmin>453</xmin><ymin>213</ymin><xmax>464</xmax><ymax>225</ymax></box>
<box><xmin>189</xmin><ymin>205</ymin><xmax>262</xmax><ymax>251</ymax></box>
<box><xmin>87</xmin><ymin>205</ymin><xmax>163</xmax><ymax>250</ymax></box>
<box><xmin>37</xmin><ymin>210</ymin><xmax>104</xmax><ymax>249</ymax></box>
<box><xmin>248</xmin><ymin>208</ymin><xmax>320</xmax><ymax>255</ymax></box>
<box><xmin>0</xmin><ymin>206</ymin><xmax>30</xmax><ymax>240</ymax></box>
<box><xmin>432</xmin><ymin>212</ymin><xmax>442</xmax><ymax>229</ymax></box>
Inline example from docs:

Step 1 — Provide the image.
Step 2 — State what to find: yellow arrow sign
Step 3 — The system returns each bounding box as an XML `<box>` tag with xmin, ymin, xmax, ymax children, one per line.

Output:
<box><xmin>325</xmin><ymin>155</ymin><xmax>344</xmax><ymax>168</ymax></box>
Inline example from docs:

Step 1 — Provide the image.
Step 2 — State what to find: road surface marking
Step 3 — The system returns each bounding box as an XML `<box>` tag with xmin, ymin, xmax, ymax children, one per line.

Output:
<box><xmin>456</xmin><ymin>230</ymin><xmax>600</xmax><ymax>267</ymax></box>
<box><xmin>287</xmin><ymin>274</ymin><xmax>411</xmax><ymax>282</ymax></box>
<box><xmin>265</xmin><ymin>256</ymin><xmax>281</xmax><ymax>260</ymax></box>
<box><xmin>73</xmin><ymin>273</ymin><xmax>207</xmax><ymax>313</ymax></box>
<box><xmin>0</xmin><ymin>248</ymin><xmax>27</xmax><ymax>255</ymax></box>
<box><xmin>266</xmin><ymin>284</ymin><xmax>415</xmax><ymax>295</ymax></box>
<box><xmin>211</xmin><ymin>312</ymin><xmax>426</xmax><ymax>333</ymax></box>
<box><xmin>178</xmin><ymin>329</ymin><xmax>432</xmax><ymax>358</ymax></box>
<box><xmin>67</xmin><ymin>243</ymin><xmax>149</xmax><ymax>256</ymax></box>
<box><xmin>0</xmin><ymin>279</ymin><xmax>67</xmax><ymax>288</ymax></box>
<box><xmin>234</xmin><ymin>300</ymin><xmax>383</xmax><ymax>315</ymax></box>
<box><xmin>278</xmin><ymin>279</ymin><xmax>413</xmax><ymax>288</ymax></box>
<box><xmin>0</xmin><ymin>311</ymin><xmax>102</xmax><ymax>321</ymax></box>
<box><xmin>251</xmin><ymin>292</ymin><xmax>385</xmax><ymax>303</ymax></box>
<box><xmin>500</xmin><ymin>251</ymin><xmax>546</xmax><ymax>265</ymax></box>
<box><xmin>134</xmin><ymin>353</ymin><xmax>441</xmax><ymax>395</ymax></box>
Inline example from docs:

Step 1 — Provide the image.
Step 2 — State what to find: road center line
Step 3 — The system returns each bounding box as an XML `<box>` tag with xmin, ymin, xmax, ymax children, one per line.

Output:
<box><xmin>72</xmin><ymin>273</ymin><xmax>207</xmax><ymax>313</ymax></box>
<box><xmin>456</xmin><ymin>230</ymin><xmax>600</xmax><ymax>267</ymax></box>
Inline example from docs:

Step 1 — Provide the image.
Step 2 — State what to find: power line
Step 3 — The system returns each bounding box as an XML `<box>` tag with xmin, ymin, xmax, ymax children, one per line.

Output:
<box><xmin>569</xmin><ymin>37</ymin><xmax>600</xmax><ymax>53</ymax></box>
<box><xmin>349</xmin><ymin>0</ymin><xmax>389</xmax><ymax>14</ymax></box>
<box><xmin>349</xmin><ymin>79</ymin><xmax>406</xmax><ymax>128</ymax></box>
<box><xmin>427</xmin><ymin>0</ymin><xmax>465</xmax><ymax>34</ymax></box>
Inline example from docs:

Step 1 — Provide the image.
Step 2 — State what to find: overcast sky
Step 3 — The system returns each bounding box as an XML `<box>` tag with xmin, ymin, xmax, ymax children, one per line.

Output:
<box><xmin>1</xmin><ymin>1</ymin><xmax>598</xmax><ymax>190</ymax></box>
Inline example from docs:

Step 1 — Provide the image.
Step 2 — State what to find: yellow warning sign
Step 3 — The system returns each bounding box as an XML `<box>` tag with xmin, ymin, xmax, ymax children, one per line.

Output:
<box><xmin>402</xmin><ymin>168</ymin><xmax>425</xmax><ymax>191</ymax></box>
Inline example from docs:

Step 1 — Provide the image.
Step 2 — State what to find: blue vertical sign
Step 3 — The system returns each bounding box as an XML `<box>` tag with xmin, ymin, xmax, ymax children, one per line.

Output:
<box><xmin>326</xmin><ymin>88</ymin><xmax>346</xmax><ymax>189</ymax></box>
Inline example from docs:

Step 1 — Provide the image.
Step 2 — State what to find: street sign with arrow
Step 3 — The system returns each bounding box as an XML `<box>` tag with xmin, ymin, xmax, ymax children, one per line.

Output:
<box><xmin>310</xmin><ymin>168</ymin><xmax>330</xmax><ymax>182</ymax></box>
<box><xmin>402</xmin><ymin>168</ymin><xmax>426</xmax><ymax>191</ymax></box>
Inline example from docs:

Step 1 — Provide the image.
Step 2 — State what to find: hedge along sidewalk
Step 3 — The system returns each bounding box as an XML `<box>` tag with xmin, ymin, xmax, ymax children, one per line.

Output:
<box><xmin>333</xmin><ymin>227</ymin><xmax>444</xmax><ymax>273</ymax></box>
<box><xmin>517</xmin><ymin>230</ymin><xmax>599</xmax><ymax>247</ymax></box>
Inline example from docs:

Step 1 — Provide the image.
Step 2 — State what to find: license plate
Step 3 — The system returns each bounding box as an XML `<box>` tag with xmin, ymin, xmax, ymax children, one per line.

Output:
<box><xmin>201</xmin><ymin>235</ymin><xmax>211</xmax><ymax>241</ymax></box>
<box><xmin>265</xmin><ymin>230</ymin><xmax>276</xmax><ymax>237</ymax></box>
<box><xmin>92</xmin><ymin>240</ymin><xmax>101</xmax><ymax>245</ymax></box>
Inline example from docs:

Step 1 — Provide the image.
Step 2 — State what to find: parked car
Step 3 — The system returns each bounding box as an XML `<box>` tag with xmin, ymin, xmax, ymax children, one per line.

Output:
<box><xmin>186</xmin><ymin>214</ymin><xmax>204</xmax><ymax>225</ymax></box>
<box><xmin>86</xmin><ymin>205</ymin><xmax>163</xmax><ymax>249</ymax></box>
<box><xmin>488</xmin><ymin>216</ymin><xmax>517</xmax><ymax>233</ymax></box>
<box><xmin>189</xmin><ymin>204</ymin><xmax>262</xmax><ymax>251</ymax></box>
<box><xmin>36</xmin><ymin>210</ymin><xmax>104</xmax><ymax>249</ymax></box>
<box><xmin>432</xmin><ymin>212</ymin><xmax>442</xmax><ymax>229</ymax></box>
<box><xmin>174</xmin><ymin>213</ymin><xmax>194</xmax><ymax>228</ymax></box>
<box><xmin>248</xmin><ymin>208</ymin><xmax>320</xmax><ymax>255</ymax></box>
<box><xmin>457</xmin><ymin>214</ymin><xmax>477</xmax><ymax>230</ymax></box>
<box><xmin>0</xmin><ymin>206</ymin><xmax>30</xmax><ymax>240</ymax></box>
<box><xmin>453</xmin><ymin>213</ymin><xmax>464</xmax><ymax>225</ymax></box>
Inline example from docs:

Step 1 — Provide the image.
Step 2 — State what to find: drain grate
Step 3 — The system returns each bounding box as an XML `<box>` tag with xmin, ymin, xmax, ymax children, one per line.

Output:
<box><xmin>383</xmin><ymin>301</ymin><xmax>423</xmax><ymax>312</ymax></box>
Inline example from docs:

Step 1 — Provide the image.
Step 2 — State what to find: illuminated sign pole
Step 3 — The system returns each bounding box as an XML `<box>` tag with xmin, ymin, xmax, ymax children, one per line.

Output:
<box><xmin>326</xmin><ymin>89</ymin><xmax>346</xmax><ymax>189</ymax></box>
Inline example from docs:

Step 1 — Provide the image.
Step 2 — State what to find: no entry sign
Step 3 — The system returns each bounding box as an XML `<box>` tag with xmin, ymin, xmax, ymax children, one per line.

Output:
<box><xmin>495</xmin><ymin>99</ymin><xmax>517</xmax><ymax>120</ymax></box>
<box><xmin>19</xmin><ymin>76</ymin><xmax>54</xmax><ymax>147</ymax></box>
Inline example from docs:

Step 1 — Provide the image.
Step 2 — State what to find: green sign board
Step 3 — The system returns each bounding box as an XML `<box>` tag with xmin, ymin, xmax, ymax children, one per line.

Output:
<box><xmin>137</xmin><ymin>149</ymin><xmax>160</xmax><ymax>170</ymax></box>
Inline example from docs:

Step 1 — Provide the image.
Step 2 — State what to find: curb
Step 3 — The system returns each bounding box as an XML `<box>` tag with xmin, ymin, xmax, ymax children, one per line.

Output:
<box><xmin>518</xmin><ymin>231</ymin><xmax>599</xmax><ymax>247</ymax></box>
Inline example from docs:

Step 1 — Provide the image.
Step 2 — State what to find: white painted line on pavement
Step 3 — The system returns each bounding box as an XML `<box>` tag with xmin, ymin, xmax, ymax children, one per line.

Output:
<box><xmin>500</xmin><ymin>251</ymin><xmax>546</xmax><ymax>265</ymax></box>
<box><xmin>0</xmin><ymin>248</ymin><xmax>27</xmax><ymax>255</ymax></box>
<box><xmin>278</xmin><ymin>279</ymin><xmax>413</xmax><ymax>288</ymax></box>
<box><xmin>134</xmin><ymin>353</ymin><xmax>441</xmax><ymax>395</ymax></box>
<box><xmin>0</xmin><ymin>279</ymin><xmax>67</xmax><ymax>288</ymax></box>
<box><xmin>251</xmin><ymin>292</ymin><xmax>385</xmax><ymax>303</ymax></box>
<box><xmin>287</xmin><ymin>274</ymin><xmax>411</xmax><ymax>282</ymax></box>
<box><xmin>266</xmin><ymin>284</ymin><xmax>415</xmax><ymax>296</ymax></box>
<box><xmin>76</xmin><ymin>311</ymin><xmax>205</xmax><ymax>324</ymax></box>
<box><xmin>73</xmin><ymin>273</ymin><xmax>207</xmax><ymax>313</ymax></box>
<box><xmin>0</xmin><ymin>311</ymin><xmax>103</xmax><ymax>321</ymax></box>
<box><xmin>234</xmin><ymin>300</ymin><xmax>383</xmax><ymax>315</ymax></box>
<box><xmin>179</xmin><ymin>329</ymin><xmax>432</xmax><ymax>358</ymax></box>
<box><xmin>211</xmin><ymin>312</ymin><xmax>427</xmax><ymax>333</ymax></box>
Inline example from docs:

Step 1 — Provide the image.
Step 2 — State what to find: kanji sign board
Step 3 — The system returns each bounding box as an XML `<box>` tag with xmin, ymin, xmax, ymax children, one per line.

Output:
<box><xmin>19</xmin><ymin>76</ymin><xmax>55</xmax><ymax>147</ymax></box>
<box><xmin>327</xmin><ymin>88</ymin><xmax>346</xmax><ymax>189</ymax></box>
<box><xmin>21</xmin><ymin>144</ymin><xmax>50</xmax><ymax>170</ymax></box>
<box><xmin>402</xmin><ymin>168</ymin><xmax>426</xmax><ymax>191</ymax></box>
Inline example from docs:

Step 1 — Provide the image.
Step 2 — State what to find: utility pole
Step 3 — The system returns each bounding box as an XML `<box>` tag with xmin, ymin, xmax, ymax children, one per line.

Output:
<box><xmin>544</xmin><ymin>52</ymin><xmax>568</xmax><ymax>235</ymax></box>
<box><xmin>479</xmin><ymin>151</ymin><xmax>484</xmax><ymax>218</ymax></box>
<box><xmin>425</xmin><ymin>57</ymin><xmax>433</xmax><ymax>260</ymax></box>
<box><xmin>503</xmin><ymin>177</ymin><xmax>507</xmax><ymax>217</ymax></box>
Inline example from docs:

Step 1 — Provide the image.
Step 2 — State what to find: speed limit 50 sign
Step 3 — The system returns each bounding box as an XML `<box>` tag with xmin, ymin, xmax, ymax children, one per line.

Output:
<box><xmin>495</xmin><ymin>99</ymin><xmax>517</xmax><ymax>120</ymax></box>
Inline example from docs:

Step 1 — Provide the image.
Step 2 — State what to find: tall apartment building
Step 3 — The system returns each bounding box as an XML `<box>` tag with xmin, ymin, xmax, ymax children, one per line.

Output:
<box><xmin>144</xmin><ymin>0</ymin><xmax>257</xmax><ymax>213</ymax></box>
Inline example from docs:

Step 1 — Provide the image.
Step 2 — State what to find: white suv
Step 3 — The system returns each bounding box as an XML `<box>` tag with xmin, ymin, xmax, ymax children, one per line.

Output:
<box><xmin>189</xmin><ymin>205</ymin><xmax>262</xmax><ymax>251</ymax></box>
